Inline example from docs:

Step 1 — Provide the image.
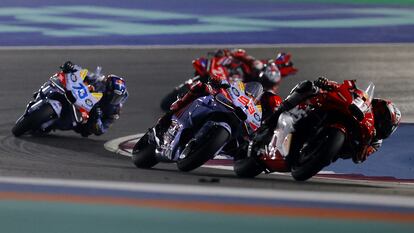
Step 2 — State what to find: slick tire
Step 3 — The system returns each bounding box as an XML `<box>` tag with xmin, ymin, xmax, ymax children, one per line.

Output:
<box><xmin>291</xmin><ymin>127</ymin><xmax>345</xmax><ymax>181</ymax></box>
<box><xmin>233</xmin><ymin>157</ymin><xmax>263</xmax><ymax>178</ymax></box>
<box><xmin>132</xmin><ymin>133</ymin><xmax>158</xmax><ymax>169</ymax></box>
<box><xmin>177</xmin><ymin>126</ymin><xmax>230</xmax><ymax>172</ymax></box>
<box><xmin>12</xmin><ymin>104</ymin><xmax>56</xmax><ymax>137</ymax></box>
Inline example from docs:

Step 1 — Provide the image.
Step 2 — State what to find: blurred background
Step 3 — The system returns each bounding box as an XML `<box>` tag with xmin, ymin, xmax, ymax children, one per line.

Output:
<box><xmin>0</xmin><ymin>1</ymin><xmax>413</xmax><ymax>233</ymax></box>
<box><xmin>1</xmin><ymin>0</ymin><xmax>414</xmax><ymax>45</ymax></box>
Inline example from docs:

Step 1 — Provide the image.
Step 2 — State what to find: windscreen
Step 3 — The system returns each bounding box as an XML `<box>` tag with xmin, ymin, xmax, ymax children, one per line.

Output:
<box><xmin>244</xmin><ymin>81</ymin><xmax>264</xmax><ymax>100</ymax></box>
<box><xmin>356</xmin><ymin>80</ymin><xmax>375</xmax><ymax>102</ymax></box>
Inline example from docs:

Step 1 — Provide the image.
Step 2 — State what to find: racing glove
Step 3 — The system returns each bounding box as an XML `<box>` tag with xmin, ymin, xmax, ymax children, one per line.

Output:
<box><xmin>314</xmin><ymin>77</ymin><xmax>335</xmax><ymax>91</ymax></box>
<box><xmin>366</xmin><ymin>139</ymin><xmax>382</xmax><ymax>156</ymax></box>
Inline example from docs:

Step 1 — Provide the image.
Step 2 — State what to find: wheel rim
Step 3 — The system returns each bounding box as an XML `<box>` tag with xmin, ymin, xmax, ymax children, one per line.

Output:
<box><xmin>178</xmin><ymin>139</ymin><xmax>196</xmax><ymax>160</ymax></box>
<box><xmin>296</xmin><ymin>134</ymin><xmax>329</xmax><ymax>165</ymax></box>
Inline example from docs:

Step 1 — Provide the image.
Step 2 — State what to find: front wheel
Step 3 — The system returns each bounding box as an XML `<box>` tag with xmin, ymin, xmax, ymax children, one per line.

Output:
<box><xmin>234</xmin><ymin>157</ymin><xmax>263</xmax><ymax>178</ymax></box>
<box><xmin>177</xmin><ymin>126</ymin><xmax>230</xmax><ymax>172</ymax></box>
<box><xmin>291</xmin><ymin>127</ymin><xmax>345</xmax><ymax>181</ymax></box>
<box><xmin>132</xmin><ymin>132</ymin><xmax>158</xmax><ymax>169</ymax></box>
<box><xmin>12</xmin><ymin>104</ymin><xmax>56</xmax><ymax>137</ymax></box>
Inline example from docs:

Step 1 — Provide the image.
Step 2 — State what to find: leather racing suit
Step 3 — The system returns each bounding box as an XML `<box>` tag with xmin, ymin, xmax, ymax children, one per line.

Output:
<box><xmin>60</xmin><ymin>61</ymin><xmax>128</xmax><ymax>137</ymax></box>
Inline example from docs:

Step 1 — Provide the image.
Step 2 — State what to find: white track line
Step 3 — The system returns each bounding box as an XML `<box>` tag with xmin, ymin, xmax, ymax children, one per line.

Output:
<box><xmin>104</xmin><ymin>133</ymin><xmax>143</xmax><ymax>157</ymax></box>
<box><xmin>104</xmin><ymin>133</ymin><xmax>414</xmax><ymax>186</ymax></box>
<box><xmin>0</xmin><ymin>176</ymin><xmax>413</xmax><ymax>207</ymax></box>
<box><xmin>104</xmin><ymin>134</ymin><xmax>231</xmax><ymax>159</ymax></box>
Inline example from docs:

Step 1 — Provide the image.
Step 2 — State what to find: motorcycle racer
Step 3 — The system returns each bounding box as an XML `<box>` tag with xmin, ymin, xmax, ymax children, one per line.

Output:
<box><xmin>210</xmin><ymin>48</ymin><xmax>297</xmax><ymax>82</ymax></box>
<box><xmin>254</xmin><ymin>77</ymin><xmax>401</xmax><ymax>159</ymax></box>
<box><xmin>60</xmin><ymin>61</ymin><xmax>128</xmax><ymax>137</ymax></box>
<box><xmin>155</xmin><ymin>49</ymin><xmax>297</xmax><ymax>140</ymax></box>
<box><xmin>209</xmin><ymin>49</ymin><xmax>297</xmax><ymax>117</ymax></box>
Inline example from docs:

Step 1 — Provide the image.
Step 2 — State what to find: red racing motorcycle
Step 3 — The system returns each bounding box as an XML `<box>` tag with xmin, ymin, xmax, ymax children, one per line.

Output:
<box><xmin>234</xmin><ymin>80</ymin><xmax>376</xmax><ymax>181</ymax></box>
<box><xmin>160</xmin><ymin>52</ymin><xmax>296</xmax><ymax>111</ymax></box>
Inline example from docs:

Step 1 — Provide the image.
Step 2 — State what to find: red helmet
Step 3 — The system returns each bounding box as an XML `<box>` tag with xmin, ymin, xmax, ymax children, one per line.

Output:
<box><xmin>371</xmin><ymin>98</ymin><xmax>401</xmax><ymax>139</ymax></box>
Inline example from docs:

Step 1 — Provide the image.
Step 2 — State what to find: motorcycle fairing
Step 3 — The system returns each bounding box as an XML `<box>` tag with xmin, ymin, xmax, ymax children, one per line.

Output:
<box><xmin>157</xmin><ymin>95</ymin><xmax>232</xmax><ymax>162</ymax></box>
<box><xmin>155</xmin><ymin>67</ymin><xmax>264</xmax><ymax>163</ymax></box>
<box><xmin>257</xmin><ymin>104</ymin><xmax>312</xmax><ymax>173</ymax></box>
<box><xmin>267</xmin><ymin>105</ymin><xmax>309</xmax><ymax>157</ymax></box>
<box><xmin>225</xmin><ymin>80</ymin><xmax>262</xmax><ymax>135</ymax></box>
<box><xmin>308</xmin><ymin>80</ymin><xmax>376</xmax><ymax>162</ymax></box>
<box><xmin>65</xmin><ymin>69</ymin><xmax>102</xmax><ymax>113</ymax></box>
<box><xmin>24</xmin><ymin>73</ymin><xmax>92</xmax><ymax>131</ymax></box>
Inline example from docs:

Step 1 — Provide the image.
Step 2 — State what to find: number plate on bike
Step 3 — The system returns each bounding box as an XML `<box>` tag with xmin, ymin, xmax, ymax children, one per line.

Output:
<box><xmin>65</xmin><ymin>70</ymin><xmax>101</xmax><ymax>112</ymax></box>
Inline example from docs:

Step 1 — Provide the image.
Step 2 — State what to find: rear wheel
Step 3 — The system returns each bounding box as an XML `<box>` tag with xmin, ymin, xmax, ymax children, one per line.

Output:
<box><xmin>132</xmin><ymin>132</ymin><xmax>158</xmax><ymax>169</ymax></box>
<box><xmin>12</xmin><ymin>104</ymin><xmax>56</xmax><ymax>137</ymax></box>
<box><xmin>177</xmin><ymin>126</ymin><xmax>230</xmax><ymax>172</ymax></box>
<box><xmin>291</xmin><ymin>127</ymin><xmax>345</xmax><ymax>181</ymax></box>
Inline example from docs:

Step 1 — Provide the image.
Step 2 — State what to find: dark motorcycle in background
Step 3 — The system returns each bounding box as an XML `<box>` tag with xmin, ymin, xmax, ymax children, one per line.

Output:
<box><xmin>234</xmin><ymin>80</ymin><xmax>377</xmax><ymax>181</ymax></box>
<box><xmin>12</xmin><ymin>68</ymin><xmax>103</xmax><ymax>137</ymax></box>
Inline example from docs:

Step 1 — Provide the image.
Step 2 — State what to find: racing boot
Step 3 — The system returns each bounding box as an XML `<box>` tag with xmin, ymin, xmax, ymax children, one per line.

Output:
<box><xmin>154</xmin><ymin>110</ymin><xmax>174</xmax><ymax>143</ymax></box>
<box><xmin>153</xmin><ymin>100</ymin><xmax>187</xmax><ymax>144</ymax></box>
<box><xmin>74</xmin><ymin>124</ymin><xmax>91</xmax><ymax>137</ymax></box>
<box><xmin>154</xmin><ymin>82</ymin><xmax>210</xmax><ymax>143</ymax></box>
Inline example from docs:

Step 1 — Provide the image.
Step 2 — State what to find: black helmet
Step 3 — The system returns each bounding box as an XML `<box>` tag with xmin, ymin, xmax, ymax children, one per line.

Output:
<box><xmin>259</xmin><ymin>62</ymin><xmax>281</xmax><ymax>88</ymax></box>
<box><xmin>371</xmin><ymin>98</ymin><xmax>401</xmax><ymax>139</ymax></box>
<box><xmin>106</xmin><ymin>75</ymin><xmax>127</xmax><ymax>105</ymax></box>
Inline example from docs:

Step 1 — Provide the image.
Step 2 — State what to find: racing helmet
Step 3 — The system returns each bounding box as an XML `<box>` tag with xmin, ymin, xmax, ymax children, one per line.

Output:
<box><xmin>274</xmin><ymin>52</ymin><xmax>297</xmax><ymax>77</ymax></box>
<box><xmin>275</xmin><ymin>52</ymin><xmax>291</xmax><ymax>65</ymax></box>
<box><xmin>259</xmin><ymin>62</ymin><xmax>281</xmax><ymax>88</ymax></box>
<box><xmin>371</xmin><ymin>98</ymin><xmax>401</xmax><ymax>139</ymax></box>
<box><xmin>106</xmin><ymin>75</ymin><xmax>127</xmax><ymax>105</ymax></box>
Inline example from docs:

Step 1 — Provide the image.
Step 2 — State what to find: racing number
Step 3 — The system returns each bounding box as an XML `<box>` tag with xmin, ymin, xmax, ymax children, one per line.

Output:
<box><xmin>237</xmin><ymin>96</ymin><xmax>256</xmax><ymax>115</ymax></box>
<box><xmin>248</xmin><ymin>103</ymin><xmax>255</xmax><ymax>115</ymax></box>
<box><xmin>237</xmin><ymin>96</ymin><xmax>250</xmax><ymax>106</ymax></box>
<box><xmin>72</xmin><ymin>83</ymin><xmax>88</xmax><ymax>99</ymax></box>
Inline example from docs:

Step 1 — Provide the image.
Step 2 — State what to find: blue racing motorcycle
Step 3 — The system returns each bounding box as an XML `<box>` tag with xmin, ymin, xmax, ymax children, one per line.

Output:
<box><xmin>12</xmin><ymin>68</ymin><xmax>103</xmax><ymax>137</ymax></box>
<box><xmin>132</xmin><ymin>79</ymin><xmax>263</xmax><ymax>172</ymax></box>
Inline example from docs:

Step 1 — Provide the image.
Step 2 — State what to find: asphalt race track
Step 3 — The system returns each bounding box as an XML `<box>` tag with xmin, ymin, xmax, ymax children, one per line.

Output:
<box><xmin>1</xmin><ymin>45</ymin><xmax>414</xmax><ymax>196</ymax></box>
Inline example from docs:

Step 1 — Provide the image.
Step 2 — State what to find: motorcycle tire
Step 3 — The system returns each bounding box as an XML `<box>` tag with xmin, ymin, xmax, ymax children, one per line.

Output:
<box><xmin>12</xmin><ymin>104</ymin><xmax>56</xmax><ymax>137</ymax></box>
<box><xmin>291</xmin><ymin>127</ymin><xmax>345</xmax><ymax>181</ymax></box>
<box><xmin>233</xmin><ymin>157</ymin><xmax>263</xmax><ymax>178</ymax></box>
<box><xmin>177</xmin><ymin>126</ymin><xmax>230</xmax><ymax>172</ymax></box>
<box><xmin>132</xmin><ymin>132</ymin><xmax>158</xmax><ymax>169</ymax></box>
